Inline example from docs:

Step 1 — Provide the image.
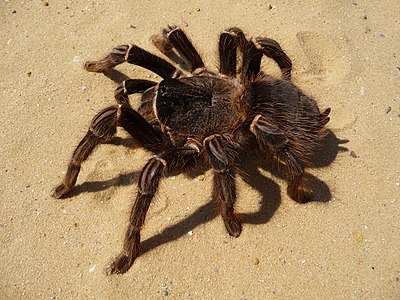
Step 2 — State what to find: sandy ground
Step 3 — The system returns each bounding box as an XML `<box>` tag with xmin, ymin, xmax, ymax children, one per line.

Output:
<box><xmin>1</xmin><ymin>0</ymin><xmax>399</xmax><ymax>299</ymax></box>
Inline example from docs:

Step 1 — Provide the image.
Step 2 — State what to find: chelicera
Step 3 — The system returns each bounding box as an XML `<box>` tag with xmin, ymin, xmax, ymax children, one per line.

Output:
<box><xmin>52</xmin><ymin>25</ymin><xmax>330</xmax><ymax>274</ymax></box>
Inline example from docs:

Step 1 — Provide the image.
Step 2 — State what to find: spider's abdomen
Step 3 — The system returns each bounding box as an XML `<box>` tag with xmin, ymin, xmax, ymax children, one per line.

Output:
<box><xmin>155</xmin><ymin>76</ymin><xmax>243</xmax><ymax>137</ymax></box>
<box><xmin>245</xmin><ymin>76</ymin><xmax>330</xmax><ymax>160</ymax></box>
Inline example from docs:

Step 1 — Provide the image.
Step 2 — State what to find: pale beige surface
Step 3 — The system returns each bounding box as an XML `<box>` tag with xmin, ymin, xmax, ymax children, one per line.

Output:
<box><xmin>1</xmin><ymin>0</ymin><xmax>399</xmax><ymax>299</ymax></box>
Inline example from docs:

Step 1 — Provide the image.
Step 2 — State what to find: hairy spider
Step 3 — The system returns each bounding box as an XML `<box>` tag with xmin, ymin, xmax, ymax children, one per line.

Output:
<box><xmin>52</xmin><ymin>25</ymin><xmax>330</xmax><ymax>274</ymax></box>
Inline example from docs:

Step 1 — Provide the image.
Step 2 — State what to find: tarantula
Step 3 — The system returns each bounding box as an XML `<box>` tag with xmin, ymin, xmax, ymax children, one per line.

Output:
<box><xmin>52</xmin><ymin>25</ymin><xmax>330</xmax><ymax>274</ymax></box>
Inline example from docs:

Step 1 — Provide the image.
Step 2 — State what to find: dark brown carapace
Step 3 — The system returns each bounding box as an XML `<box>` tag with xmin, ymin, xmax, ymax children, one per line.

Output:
<box><xmin>52</xmin><ymin>25</ymin><xmax>330</xmax><ymax>274</ymax></box>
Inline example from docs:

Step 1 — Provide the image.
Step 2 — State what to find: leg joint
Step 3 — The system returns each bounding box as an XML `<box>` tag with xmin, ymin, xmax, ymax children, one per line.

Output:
<box><xmin>204</xmin><ymin>134</ymin><xmax>232</xmax><ymax>172</ymax></box>
<box><xmin>250</xmin><ymin>114</ymin><xmax>288</xmax><ymax>149</ymax></box>
<box><xmin>89</xmin><ymin>106</ymin><xmax>118</xmax><ymax>140</ymax></box>
<box><xmin>138</xmin><ymin>157</ymin><xmax>166</xmax><ymax>195</ymax></box>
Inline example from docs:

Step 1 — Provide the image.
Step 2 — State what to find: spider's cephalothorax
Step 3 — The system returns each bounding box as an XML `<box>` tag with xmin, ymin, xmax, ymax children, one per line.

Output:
<box><xmin>155</xmin><ymin>77</ymin><xmax>244</xmax><ymax>137</ymax></box>
<box><xmin>52</xmin><ymin>25</ymin><xmax>330</xmax><ymax>274</ymax></box>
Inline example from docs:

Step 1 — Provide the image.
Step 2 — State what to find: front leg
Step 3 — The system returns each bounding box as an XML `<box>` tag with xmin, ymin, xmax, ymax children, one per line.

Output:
<box><xmin>84</xmin><ymin>44</ymin><xmax>180</xmax><ymax>79</ymax></box>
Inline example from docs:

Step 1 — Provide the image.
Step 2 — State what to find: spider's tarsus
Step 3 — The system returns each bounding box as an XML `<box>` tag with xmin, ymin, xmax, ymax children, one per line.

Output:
<box><xmin>84</xmin><ymin>61</ymin><xmax>106</xmax><ymax>73</ymax></box>
<box><xmin>164</xmin><ymin>24</ymin><xmax>179</xmax><ymax>36</ymax></box>
<box><xmin>84</xmin><ymin>45</ymin><xmax>129</xmax><ymax>73</ymax></box>
<box><xmin>105</xmin><ymin>253</ymin><xmax>134</xmax><ymax>275</ymax></box>
<box><xmin>225</xmin><ymin>214</ymin><xmax>242</xmax><ymax>237</ymax></box>
<box><xmin>289</xmin><ymin>187</ymin><xmax>311</xmax><ymax>203</ymax></box>
<box><xmin>152</xmin><ymin>34</ymin><xmax>173</xmax><ymax>54</ymax></box>
<box><xmin>51</xmin><ymin>183</ymin><xmax>70</xmax><ymax>199</ymax></box>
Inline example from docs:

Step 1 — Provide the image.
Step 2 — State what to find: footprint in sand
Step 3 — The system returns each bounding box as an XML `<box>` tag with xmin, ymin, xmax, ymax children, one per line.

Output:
<box><xmin>296</xmin><ymin>31</ymin><xmax>360</xmax><ymax>131</ymax></box>
<box><xmin>296</xmin><ymin>31</ymin><xmax>352</xmax><ymax>85</ymax></box>
<box><xmin>84</xmin><ymin>159</ymin><xmax>121</xmax><ymax>203</ymax></box>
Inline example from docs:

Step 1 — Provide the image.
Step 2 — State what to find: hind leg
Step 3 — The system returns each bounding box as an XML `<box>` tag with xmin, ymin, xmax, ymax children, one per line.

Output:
<box><xmin>249</xmin><ymin>114</ymin><xmax>310</xmax><ymax>203</ymax></box>
<box><xmin>281</xmin><ymin>147</ymin><xmax>310</xmax><ymax>203</ymax></box>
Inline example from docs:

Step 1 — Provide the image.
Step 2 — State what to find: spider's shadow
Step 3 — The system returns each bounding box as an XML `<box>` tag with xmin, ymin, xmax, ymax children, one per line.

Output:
<box><xmin>57</xmin><ymin>138</ymin><xmax>140</xmax><ymax>199</ymax></box>
<box><xmin>139</xmin><ymin>129</ymin><xmax>348</xmax><ymax>256</ymax></box>
<box><xmin>63</xmin><ymin>172</ymin><xmax>139</xmax><ymax>198</ymax></box>
<box><xmin>140</xmin><ymin>160</ymin><xmax>281</xmax><ymax>256</ymax></box>
<box><xmin>64</xmin><ymin>129</ymin><xmax>347</xmax><ymax>256</ymax></box>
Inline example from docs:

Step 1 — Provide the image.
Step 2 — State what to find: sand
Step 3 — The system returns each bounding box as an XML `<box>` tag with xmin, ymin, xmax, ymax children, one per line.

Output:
<box><xmin>1</xmin><ymin>0</ymin><xmax>399</xmax><ymax>299</ymax></box>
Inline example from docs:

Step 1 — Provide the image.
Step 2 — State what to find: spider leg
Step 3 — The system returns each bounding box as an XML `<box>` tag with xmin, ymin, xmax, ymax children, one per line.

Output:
<box><xmin>218</xmin><ymin>27</ymin><xmax>247</xmax><ymax>77</ymax></box>
<box><xmin>107</xmin><ymin>145</ymin><xmax>200</xmax><ymax>275</ymax></box>
<box><xmin>204</xmin><ymin>134</ymin><xmax>242</xmax><ymax>237</ymax></box>
<box><xmin>114</xmin><ymin>79</ymin><xmax>157</xmax><ymax>106</ymax></box>
<box><xmin>51</xmin><ymin>105</ymin><xmax>164</xmax><ymax>199</ymax></box>
<box><xmin>84</xmin><ymin>44</ymin><xmax>181</xmax><ymax>79</ymax></box>
<box><xmin>118</xmin><ymin>105</ymin><xmax>164</xmax><ymax>152</ymax></box>
<box><xmin>241</xmin><ymin>37</ymin><xmax>292</xmax><ymax>83</ymax></box>
<box><xmin>250</xmin><ymin>114</ymin><xmax>310</xmax><ymax>203</ymax></box>
<box><xmin>153</xmin><ymin>25</ymin><xmax>205</xmax><ymax>73</ymax></box>
<box><xmin>51</xmin><ymin>106</ymin><xmax>118</xmax><ymax>198</ymax></box>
